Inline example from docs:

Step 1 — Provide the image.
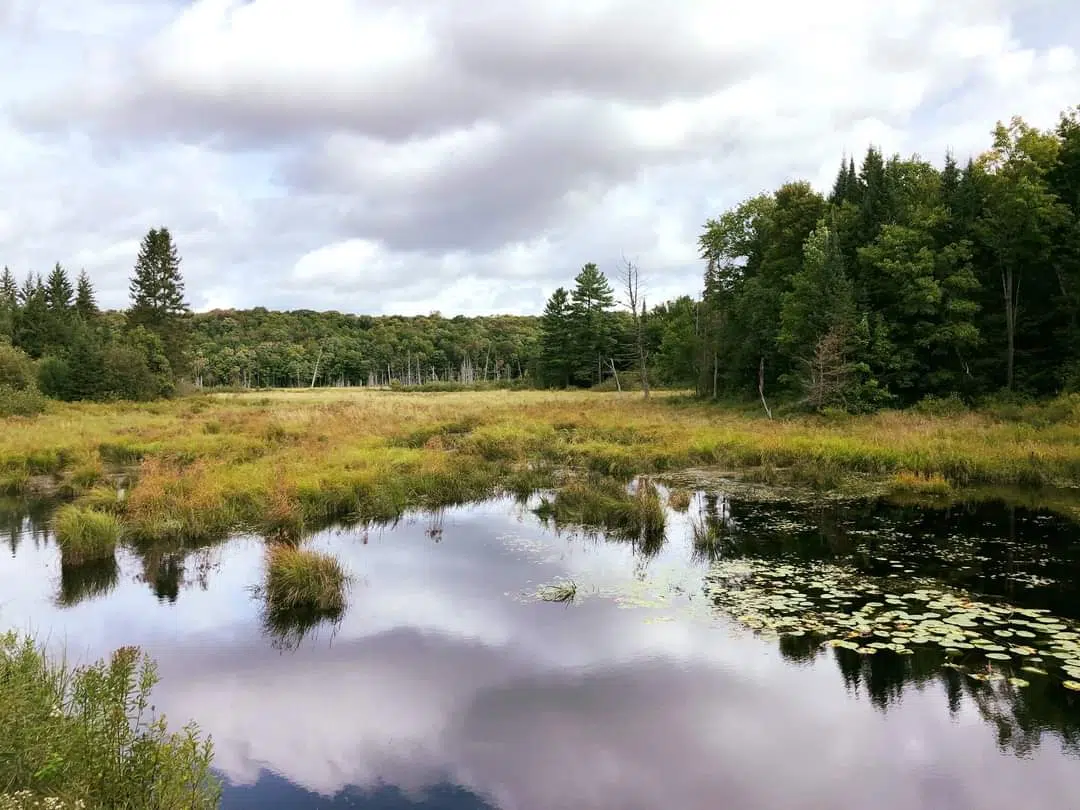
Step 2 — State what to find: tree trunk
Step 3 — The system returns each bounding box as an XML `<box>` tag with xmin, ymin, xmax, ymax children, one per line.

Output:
<box><xmin>758</xmin><ymin>356</ymin><xmax>772</xmax><ymax>419</ymax></box>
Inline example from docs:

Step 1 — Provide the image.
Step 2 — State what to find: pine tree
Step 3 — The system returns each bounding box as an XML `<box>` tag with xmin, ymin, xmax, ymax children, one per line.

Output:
<box><xmin>45</xmin><ymin>263</ymin><xmax>74</xmax><ymax>311</ymax></box>
<box><xmin>538</xmin><ymin>287</ymin><xmax>574</xmax><ymax>388</ymax></box>
<box><xmin>128</xmin><ymin>227</ymin><xmax>191</xmax><ymax>376</ymax></box>
<box><xmin>568</xmin><ymin>263</ymin><xmax>615</xmax><ymax>386</ymax></box>
<box><xmin>75</xmin><ymin>270</ymin><xmax>99</xmax><ymax>319</ymax></box>
<box><xmin>14</xmin><ymin>274</ymin><xmax>49</xmax><ymax>357</ymax></box>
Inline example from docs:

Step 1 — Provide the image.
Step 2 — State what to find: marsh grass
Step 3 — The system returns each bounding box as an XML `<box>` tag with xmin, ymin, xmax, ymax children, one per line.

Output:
<box><xmin>2</xmin><ymin>390</ymin><xmax>1079</xmax><ymax>542</ymax></box>
<box><xmin>690</xmin><ymin>515</ymin><xmax>725</xmax><ymax>559</ymax></box>
<box><xmin>52</xmin><ymin>506</ymin><xmax>119</xmax><ymax>565</ymax></box>
<box><xmin>888</xmin><ymin>471</ymin><xmax>953</xmax><ymax>497</ymax></box>
<box><xmin>0</xmin><ymin>633</ymin><xmax>219</xmax><ymax>808</ymax></box>
<box><xmin>536</xmin><ymin>476</ymin><xmax>666</xmax><ymax>546</ymax></box>
<box><xmin>264</xmin><ymin>545</ymin><xmax>350</xmax><ymax>614</ymax></box>
<box><xmin>667</xmin><ymin>488</ymin><xmax>693</xmax><ymax>511</ymax></box>
<box><xmin>537</xmin><ymin>579</ymin><xmax>578</xmax><ymax>603</ymax></box>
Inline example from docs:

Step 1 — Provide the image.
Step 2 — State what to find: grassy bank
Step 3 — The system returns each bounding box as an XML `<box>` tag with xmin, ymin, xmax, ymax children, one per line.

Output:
<box><xmin>0</xmin><ymin>389</ymin><xmax>1078</xmax><ymax>542</ymax></box>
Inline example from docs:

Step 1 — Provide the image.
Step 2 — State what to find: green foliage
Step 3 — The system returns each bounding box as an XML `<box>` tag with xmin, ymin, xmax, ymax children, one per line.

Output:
<box><xmin>538</xmin><ymin>287</ymin><xmax>574</xmax><ymax>387</ymax></box>
<box><xmin>52</xmin><ymin>506</ymin><xmax>120</xmax><ymax>565</ymax></box>
<box><xmin>688</xmin><ymin>104</ymin><xmax>1080</xmax><ymax>409</ymax></box>
<box><xmin>128</xmin><ymin>227</ymin><xmax>191</xmax><ymax>376</ymax></box>
<box><xmin>0</xmin><ymin>386</ymin><xmax>47</xmax><ymax>419</ymax></box>
<box><xmin>568</xmin><ymin>263</ymin><xmax>617</xmax><ymax>387</ymax></box>
<box><xmin>0</xmin><ymin>633</ymin><xmax>220</xmax><ymax>808</ymax></box>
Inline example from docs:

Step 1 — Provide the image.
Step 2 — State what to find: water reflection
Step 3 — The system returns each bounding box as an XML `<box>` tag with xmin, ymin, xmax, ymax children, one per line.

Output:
<box><xmin>57</xmin><ymin>555</ymin><xmax>119</xmax><ymax>607</ymax></box>
<box><xmin>1</xmin><ymin>489</ymin><xmax>1080</xmax><ymax>808</ymax></box>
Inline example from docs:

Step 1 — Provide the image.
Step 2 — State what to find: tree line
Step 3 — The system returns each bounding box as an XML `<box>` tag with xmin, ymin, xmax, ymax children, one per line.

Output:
<box><xmin>4</xmin><ymin>104</ymin><xmax>1079</xmax><ymax>412</ymax></box>
<box><xmin>1</xmin><ymin>227</ymin><xmax>191</xmax><ymax>409</ymax></box>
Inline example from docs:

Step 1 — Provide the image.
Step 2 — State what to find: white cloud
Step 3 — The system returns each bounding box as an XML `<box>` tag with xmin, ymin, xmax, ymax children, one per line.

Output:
<box><xmin>1</xmin><ymin>0</ymin><xmax>1078</xmax><ymax>315</ymax></box>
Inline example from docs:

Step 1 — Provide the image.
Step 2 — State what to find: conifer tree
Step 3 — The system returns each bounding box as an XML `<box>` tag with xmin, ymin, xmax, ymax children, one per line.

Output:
<box><xmin>75</xmin><ymin>270</ymin><xmax>99</xmax><ymax>319</ymax></box>
<box><xmin>45</xmin><ymin>263</ymin><xmax>74</xmax><ymax>311</ymax></box>
<box><xmin>128</xmin><ymin>227</ymin><xmax>191</xmax><ymax>376</ymax></box>
<box><xmin>538</xmin><ymin>287</ymin><xmax>574</xmax><ymax>388</ymax></box>
<box><xmin>568</xmin><ymin>263</ymin><xmax>615</xmax><ymax>386</ymax></box>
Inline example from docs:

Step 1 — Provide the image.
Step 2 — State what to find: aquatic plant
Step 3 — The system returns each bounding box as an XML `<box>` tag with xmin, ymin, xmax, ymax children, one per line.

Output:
<box><xmin>667</xmin><ymin>488</ymin><xmax>693</xmax><ymax>511</ymax></box>
<box><xmin>536</xmin><ymin>477</ymin><xmax>666</xmax><ymax>543</ymax></box>
<box><xmin>703</xmin><ymin>559</ymin><xmax>1080</xmax><ymax>692</ymax></box>
<box><xmin>0</xmin><ymin>633</ymin><xmax>220</xmax><ymax>808</ymax></box>
<box><xmin>51</xmin><ymin>506</ymin><xmax>119</xmax><ymax>565</ymax></box>
<box><xmin>264</xmin><ymin>545</ymin><xmax>350</xmax><ymax>614</ymax></box>
<box><xmin>537</xmin><ymin>579</ymin><xmax>578</xmax><ymax>603</ymax></box>
<box><xmin>888</xmin><ymin>471</ymin><xmax>952</xmax><ymax>496</ymax></box>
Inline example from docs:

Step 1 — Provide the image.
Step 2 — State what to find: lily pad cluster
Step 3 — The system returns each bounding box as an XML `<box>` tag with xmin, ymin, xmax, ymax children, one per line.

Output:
<box><xmin>703</xmin><ymin>560</ymin><xmax>1080</xmax><ymax>691</ymax></box>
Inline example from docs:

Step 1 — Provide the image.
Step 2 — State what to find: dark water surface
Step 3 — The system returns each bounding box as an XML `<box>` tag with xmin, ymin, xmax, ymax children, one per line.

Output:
<box><xmin>2</xmin><ymin>487</ymin><xmax>1080</xmax><ymax>809</ymax></box>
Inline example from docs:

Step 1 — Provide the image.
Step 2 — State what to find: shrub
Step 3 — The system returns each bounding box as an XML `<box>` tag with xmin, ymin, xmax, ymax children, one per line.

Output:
<box><xmin>265</xmin><ymin>545</ymin><xmax>350</xmax><ymax>613</ymax></box>
<box><xmin>0</xmin><ymin>634</ymin><xmax>220</xmax><ymax>808</ymax></box>
<box><xmin>912</xmin><ymin>393</ymin><xmax>969</xmax><ymax>417</ymax></box>
<box><xmin>0</xmin><ymin>343</ymin><xmax>36</xmax><ymax>390</ymax></box>
<box><xmin>0</xmin><ymin>384</ymin><xmax>46</xmax><ymax>418</ymax></box>
<box><xmin>52</xmin><ymin>506</ymin><xmax>120</xmax><ymax>564</ymax></box>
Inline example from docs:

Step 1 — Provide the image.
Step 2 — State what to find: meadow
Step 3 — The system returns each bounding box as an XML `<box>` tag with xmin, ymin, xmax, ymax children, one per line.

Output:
<box><xmin>0</xmin><ymin>388</ymin><xmax>1078</xmax><ymax>544</ymax></box>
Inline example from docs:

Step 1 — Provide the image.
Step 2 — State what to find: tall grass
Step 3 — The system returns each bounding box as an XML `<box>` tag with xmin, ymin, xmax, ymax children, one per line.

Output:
<box><xmin>264</xmin><ymin>545</ymin><xmax>350</xmax><ymax>614</ymax></box>
<box><xmin>536</xmin><ymin>477</ymin><xmax>666</xmax><ymax>545</ymax></box>
<box><xmin>0</xmin><ymin>390</ymin><xmax>1078</xmax><ymax>543</ymax></box>
<box><xmin>52</xmin><ymin>506</ymin><xmax>120</xmax><ymax>565</ymax></box>
<box><xmin>0</xmin><ymin>633</ymin><xmax>220</xmax><ymax>808</ymax></box>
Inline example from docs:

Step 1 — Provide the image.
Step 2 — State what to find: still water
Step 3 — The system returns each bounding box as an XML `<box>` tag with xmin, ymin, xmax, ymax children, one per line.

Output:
<box><xmin>2</xmin><ymin>487</ymin><xmax>1080</xmax><ymax>809</ymax></box>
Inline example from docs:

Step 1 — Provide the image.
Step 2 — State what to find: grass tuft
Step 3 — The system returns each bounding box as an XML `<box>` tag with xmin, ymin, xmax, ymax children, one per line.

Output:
<box><xmin>667</xmin><ymin>488</ymin><xmax>693</xmax><ymax>511</ymax></box>
<box><xmin>537</xmin><ymin>579</ymin><xmax>578</xmax><ymax>603</ymax></box>
<box><xmin>264</xmin><ymin>545</ymin><xmax>350</xmax><ymax>614</ymax></box>
<box><xmin>888</xmin><ymin>470</ymin><xmax>953</xmax><ymax>496</ymax></box>
<box><xmin>52</xmin><ymin>506</ymin><xmax>120</xmax><ymax>565</ymax></box>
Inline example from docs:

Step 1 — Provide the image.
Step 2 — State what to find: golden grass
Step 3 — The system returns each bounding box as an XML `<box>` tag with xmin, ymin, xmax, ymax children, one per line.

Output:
<box><xmin>1</xmin><ymin>389</ymin><xmax>1078</xmax><ymax>542</ymax></box>
<box><xmin>264</xmin><ymin>545</ymin><xmax>349</xmax><ymax>613</ymax></box>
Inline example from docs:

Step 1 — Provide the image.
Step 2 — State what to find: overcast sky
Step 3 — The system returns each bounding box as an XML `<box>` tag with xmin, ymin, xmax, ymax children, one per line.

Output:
<box><xmin>1</xmin><ymin>1</ymin><xmax>1078</xmax><ymax>316</ymax></box>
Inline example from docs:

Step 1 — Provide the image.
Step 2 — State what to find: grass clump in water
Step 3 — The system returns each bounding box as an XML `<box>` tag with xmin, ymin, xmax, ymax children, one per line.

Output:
<box><xmin>888</xmin><ymin>470</ymin><xmax>952</xmax><ymax>496</ymax></box>
<box><xmin>52</xmin><ymin>506</ymin><xmax>120</xmax><ymax>565</ymax></box>
<box><xmin>0</xmin><ymin>633</ymin><xmax>220</xmax><ymax>808</ymax></box>
<box><xmin>536</xmin><ymin>476</ymin><xmax>666</xmax><ymax>544</ymax></box>
<box><xmin>265</xmin><ymin>545</ymin><xmax>350</xmax><ymax>614</ymax></box>
<box><xmin>537</xmin><ymin>579</ymin><xmax>578</xmax><ymax>603</ymax></box>
<box><xmin>667</xmin><ymin>488</ymin><xmax>693</xmax><ymax>511</ymax></box>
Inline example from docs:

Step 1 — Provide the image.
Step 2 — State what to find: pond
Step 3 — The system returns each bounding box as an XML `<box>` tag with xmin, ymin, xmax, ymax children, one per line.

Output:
<box><xmin>2</xmin><ymin>484</ymin><xmax>1080</xmax><ymax>809</ymax></box>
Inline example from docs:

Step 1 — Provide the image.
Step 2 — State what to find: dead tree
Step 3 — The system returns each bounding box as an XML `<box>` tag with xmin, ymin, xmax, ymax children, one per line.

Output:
<box><xmin>620</xmin><ymin>256</ymin><xmax>650</xmax><ymax>399</ymax></box>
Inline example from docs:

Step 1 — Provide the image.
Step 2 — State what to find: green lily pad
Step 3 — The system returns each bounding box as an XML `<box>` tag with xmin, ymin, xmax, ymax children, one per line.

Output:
<box><xmin>985</xmin><ymin>652</ymin><xmax>1012</xmax><ymax>661</ymax></box>
<box><xmin>1064</xmin><ymin>681</ymin><xmax>1080</xmax><ymax>691</ymax></box>
<box><xmin>1021</xmin><ymin>666</ymin><xmax>1048</xmax><ymax>676</ymax></box>
<box><xmin>1008</xmin><ymin>678</ymin><xmax>1030</xmax><ymax>688</ymax></box>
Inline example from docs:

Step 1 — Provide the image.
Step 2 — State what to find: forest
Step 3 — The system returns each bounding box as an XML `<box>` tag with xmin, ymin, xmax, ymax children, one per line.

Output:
<box><xmin>2</xmin><ymin>105</ymin><xmax>1079</xmax><ymax>414</ymax></box>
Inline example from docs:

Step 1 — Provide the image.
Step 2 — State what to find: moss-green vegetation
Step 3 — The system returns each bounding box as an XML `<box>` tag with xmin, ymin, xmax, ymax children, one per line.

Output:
<box><xmin>0</xmin><ymin>389</ymin><xmax>1078</xmax><ymax>544</ymax></box>
<box><xmin>51</xmin><ymin>506</ymin><xmax>120</xmax><ymax>565</ymax></box>
<box><xmin>264</xmin><ymin>545</ymin><xmax>350</xmax><ymax>614</ymax></box>
<box><xmin>0</xmin><ymin>633</ymin><xmax>219</xmax><ymax>808</ymax></box>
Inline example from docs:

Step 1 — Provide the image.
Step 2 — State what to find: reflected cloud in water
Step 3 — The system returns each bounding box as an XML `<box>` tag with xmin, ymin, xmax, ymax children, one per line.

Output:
<box><xmin>1</xmin><ymin>494</ymin><xmax>1080</xmax><ymax>808</ymax></box>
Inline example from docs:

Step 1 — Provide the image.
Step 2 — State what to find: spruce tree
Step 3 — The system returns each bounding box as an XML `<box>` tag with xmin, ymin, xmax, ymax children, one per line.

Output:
<box><xmin>128</xmin><ymin>227</ymin><xmax>191</xmax><ymax>376</ymax></box>
<box><xmin>45</xmin><ymin>263</ymin><xmax>74</xmax><ymax>311</ymax></box>
<box><xmin>75</xmin><ymin>270</ymin><xmax>99</xmax><ymax>319</ymax></box>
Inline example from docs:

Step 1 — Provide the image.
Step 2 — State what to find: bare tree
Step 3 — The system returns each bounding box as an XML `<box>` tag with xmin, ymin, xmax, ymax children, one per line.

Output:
<box><xmin>620</xmin><ymin>256</ymin><xmax>650</xmax><ymax>399</ymax></box>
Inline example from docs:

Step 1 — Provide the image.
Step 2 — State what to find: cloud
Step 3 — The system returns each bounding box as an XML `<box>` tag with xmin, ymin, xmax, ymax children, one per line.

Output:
<box><xmin>1</xmin><ymin>0</ymin><xmax>1078</xmax><ymax>314</ymax></box>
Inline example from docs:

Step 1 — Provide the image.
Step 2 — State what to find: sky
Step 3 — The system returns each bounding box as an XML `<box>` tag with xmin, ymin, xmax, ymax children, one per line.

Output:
<box><xmin>0</xmin><ymin>1</ymin><xmax>1078</xmax><ymax>317</ymax></box>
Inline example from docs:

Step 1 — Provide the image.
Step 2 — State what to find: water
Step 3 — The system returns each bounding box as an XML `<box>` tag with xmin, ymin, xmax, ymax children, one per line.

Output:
<box><xmin>2</xmin><ymin>487</ymin><xmax>1080</xmax><ymax>809</ymax></box>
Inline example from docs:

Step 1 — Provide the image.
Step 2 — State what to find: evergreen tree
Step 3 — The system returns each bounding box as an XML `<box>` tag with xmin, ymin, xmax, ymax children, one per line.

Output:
<box><xmin>538</xmin><ymin>287</ymin><xmax>574</xmax><ymax>388</ymax></box>
<box><xmin>128</xmin><ymin>227</ymin><xmax>190</xmax><ymax>376</ymax></box>
<box><xmin>568</xmin><ymin>263</ymin><xmax>616</xmax><ymax>386</ymax></box>
<box><xmin>45</xmin><ymin>263</ymin><xmax>74</xmax><ymax>311</ymax></box>
<box><xmin>0</xmin><ymin>266</ymin><xmax>16</xmax><ymax>341</ymax></box>
<box><xmin>14</xmin><ymin>274</ymin><xmax>49</xmax><ymax>358</ymax></box>
<box><xmin>74</xmin><ymin>270</ymin><xmax>99</xmax><ymax>320</ymax></box>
